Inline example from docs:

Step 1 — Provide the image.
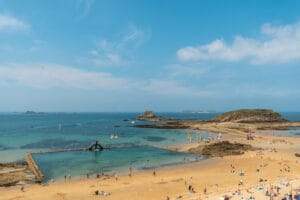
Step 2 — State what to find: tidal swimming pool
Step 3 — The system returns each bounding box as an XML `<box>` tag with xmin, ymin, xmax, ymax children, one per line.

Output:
<box><xmin>33</xmin><ymin>146</ymin><xmax>200</xmax><ymax>182</ymax></box>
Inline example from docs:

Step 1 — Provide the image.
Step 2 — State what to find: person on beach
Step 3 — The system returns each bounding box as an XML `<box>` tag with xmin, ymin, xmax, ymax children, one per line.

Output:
<box><xmin>204</xmin><ymin>186</ymin><xmax>207</xmax><ymax>194</ymax></box>
<box><xmin>20</xmin><ymin>186</ymin><xmax>24</xmax><ymax>192</ymax></box>
<box><xmin>68</xmin><ymin>174</ymin><xmax>71</xmax><ymax>181</ymax></box>
<box><xmin>188</xmin><ymin>185</ymin><xmax>195</xmax><ymax>193</ymax></box>
<box><xmin>265</xmin><ymin>188</ymin><xmax>270</xmax><ymax>196</ymax></box>
<box><xmin>239</xmin><ymin>179</ymin><xmax>243</xmax><ymax>186</ymax></box>
<box><xmin>153</xmin><ymin>171</ymin><xmax>156</xmax><ymax>176</ymax></box>
<box><xmin>129</xmin><ymin>167</ymin><xmax>132</xmax><ymax>177</ymax></box>
<box><xmin>64</xmin><ymin>174</ymin><xmax>67</xmax><ymax>182</ymax></box>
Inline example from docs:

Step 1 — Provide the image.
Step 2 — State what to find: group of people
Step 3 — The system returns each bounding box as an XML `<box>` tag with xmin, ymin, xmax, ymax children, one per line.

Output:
<box><xmin>64</xmin><ymin>174</ymin><xmax>71</xmax><ymax>181</ymax></box>
<box><xmin>187</xmin><ymin>132</ymin><xmax>223</xmax><ymax>144</ymax></box>
<box><xmin>188</xmin><ymin>185</ymin><xmax>196</xmax><ymax>194</ymax></box>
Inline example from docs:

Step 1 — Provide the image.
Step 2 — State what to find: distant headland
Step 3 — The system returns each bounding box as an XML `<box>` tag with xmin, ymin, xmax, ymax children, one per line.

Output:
<box><xmin>24</xmin><ymin>111</ymin><xmax>46</xmax><ymax>115</ymax></box>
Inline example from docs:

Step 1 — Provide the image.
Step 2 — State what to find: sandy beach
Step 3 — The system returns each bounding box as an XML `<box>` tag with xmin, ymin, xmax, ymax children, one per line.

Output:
<box><xmin>1</xmin><ymin>123</ymin><xmax>300</xmax><ymax>200</ymax></box>
<box><xmin>1</xmin><ymin>0</ymin><xmax>300</xmax><ymax>198</ymax></box>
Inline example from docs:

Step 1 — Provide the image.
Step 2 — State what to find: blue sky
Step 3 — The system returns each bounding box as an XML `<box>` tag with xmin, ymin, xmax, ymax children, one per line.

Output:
<box><xmin>0</xmin><ymin>0</ymin><xmax>300</xmax><ymax>112</ymax></box>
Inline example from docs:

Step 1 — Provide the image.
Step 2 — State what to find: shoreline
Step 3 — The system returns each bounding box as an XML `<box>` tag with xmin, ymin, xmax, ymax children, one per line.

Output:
<box><xmin>1</xmin><ymin>120</ymin><xmax>300</xmax><ymax>199</ymax></box>
<box><xmin>1</xmin><ymin>142</ymin><xmax>300</xmax><ymax>199</ymax></box>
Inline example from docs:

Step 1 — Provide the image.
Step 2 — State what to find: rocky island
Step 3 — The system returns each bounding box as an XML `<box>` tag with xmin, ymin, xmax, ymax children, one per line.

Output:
<box><xmin>134</xmin><ymin>109</ymin><xmax>300</xmax><ymax>131</ymax></box>
<box><xmin>137</xmin><ymin>110</ymin><xmax>171</xmax><ymax>122</ymax></box>
<box><xmin>135</xmin><ymin>109</ymin><xmax>300</xmax><ymax>159</ymax></box>
<box><xmin>209</xmin><ymin>109</ymin><xmax>287</xmax><ymax>123</ymax></box>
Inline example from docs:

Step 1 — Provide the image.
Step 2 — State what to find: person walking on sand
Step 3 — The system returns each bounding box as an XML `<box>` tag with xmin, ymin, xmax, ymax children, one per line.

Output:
<box><xmin>239</xmin><ymin>179</ymin><xmax>243</xmax><ymax>186</ymax></box>
<box><xmin>153</xmin><ymin>171</ymin><xmax>156</xmax><ymax>176</ymax></box>
<box><xmin>68</xmin><ymin>174</ymin><xmax>71</xmax><ymax>181</ymax></box>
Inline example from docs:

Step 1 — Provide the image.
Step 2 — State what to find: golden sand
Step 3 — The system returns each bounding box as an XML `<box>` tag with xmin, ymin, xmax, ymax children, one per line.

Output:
<box><xmin>1</xmin><ymin>124</ymin><xmax>300</xmax><ymax>200</ymax></box>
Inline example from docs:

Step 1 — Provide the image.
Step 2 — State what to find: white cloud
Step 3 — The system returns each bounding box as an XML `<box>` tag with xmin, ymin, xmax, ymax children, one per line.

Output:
<box><xmin>0</xmin><ymin>13</ymin><xmax>29</xmax><ymax>31</ymax></box>
<box><xmin>0</xmin><ymin>63</ymin><xmax>128</xmax><ymax>89</ymax></box>
<box><xmin>90</xmin><ymin>24</ymin><xmax>151</xmax><ymax>67</ymax></box>
<box><xmin>0</xmin><ymin>63</ymin><xmax>213</xmax><ymax>98</ymax></box>
<box><xmin>177</xmin><ymin>21</ymin><xmax>300</xmax><ymax>64</ymax></box>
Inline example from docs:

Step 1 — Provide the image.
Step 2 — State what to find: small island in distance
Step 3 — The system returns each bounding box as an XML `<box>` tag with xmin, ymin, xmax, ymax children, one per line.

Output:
<box><xmin>24</xmin><ymin>111</ymin><xmax>46</xmax><ymax>115</ymax></box>
<box><xmin>134</xmin><ymin>109</ymin><xmax>299</xmax><ymax>130</ymax></box>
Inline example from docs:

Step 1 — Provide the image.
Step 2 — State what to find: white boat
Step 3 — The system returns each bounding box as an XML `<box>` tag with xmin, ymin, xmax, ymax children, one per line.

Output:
<box><xmin>110</xmin><ymin>134</ymin><xmax>119</xmax><ymax>139</ymax></box>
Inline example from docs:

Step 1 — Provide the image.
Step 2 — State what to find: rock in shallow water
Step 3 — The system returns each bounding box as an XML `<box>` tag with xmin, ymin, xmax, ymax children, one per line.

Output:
<box><xmin>143</xmin><ymin>136</ymin><xmax>166</xmax><ymax>142</ymax></box>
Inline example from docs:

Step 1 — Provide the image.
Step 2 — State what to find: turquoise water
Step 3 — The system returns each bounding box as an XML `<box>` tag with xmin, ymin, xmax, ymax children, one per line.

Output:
<box><xmin>0</xmin><ymin>112</ymin><xmax>217</xmax><ymax>162</ymax></box>
<box><xmin>1</xmin><ymin>112</ymin><xmax>299</xmax><ymax>182</ymax></box>
<box><xmin>33</xmin><ymin>146</ymin><xmax>199</xmax><ymax>182</ymax></box>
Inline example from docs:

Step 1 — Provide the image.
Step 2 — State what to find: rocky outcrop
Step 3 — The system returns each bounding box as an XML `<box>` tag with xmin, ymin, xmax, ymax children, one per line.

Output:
<box><xmin>137</xmin><ymin>110</ymin><xmax>171</xmax><ymax>122</ymax></box>
<box><xmin>188</xmin><ymin>141</ymin><xmax>258</xmax><ymax>157</ymax></box>
<box><xmin>0</xmin><ymin>162</ymin><xmax>35</xmax><ymax>187</ymax></box>
<box><xmin>133</xmin><ymin>121</ymin><xmax>190</xmax><ymax>129</ymax></box>
<box><xmin>210</xmin><ymin>109</ymin><xmax>287</xmax><ymax>123</ymax></box>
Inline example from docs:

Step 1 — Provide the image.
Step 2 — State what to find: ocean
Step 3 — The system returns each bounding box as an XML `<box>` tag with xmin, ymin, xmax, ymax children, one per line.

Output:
<box><xmin>0</xmin><ymin>112</ymin><xmax>299</xmax><ymax>182</ymax></box>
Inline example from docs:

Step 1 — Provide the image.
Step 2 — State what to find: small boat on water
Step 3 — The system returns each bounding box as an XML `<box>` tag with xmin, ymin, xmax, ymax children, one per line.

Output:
<box><xmin>131</xmin><ymin>121</ymin><xmax>135</xmax><ymax>124</ymax></box>
<box><xmin>110</xmin><ymin>134</ymin><xmax>119</xmax><ymax>139</ymax></box>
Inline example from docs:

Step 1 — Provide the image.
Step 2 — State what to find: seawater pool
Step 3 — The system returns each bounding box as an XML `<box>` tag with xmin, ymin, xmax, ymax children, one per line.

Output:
<box><xmin>33</xmin><ymin>146</ymin><xmax>200</xmax><ymax>182</ymax></box>
<box><xmin>263</xmin><ymin>127</ymin><xmax>300</xmax><ymax>138</ymax></box>
<box><xmin>0</xmin><ymin>112</ymin><xmax>216</xmax><ymax>162</ymax></box>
